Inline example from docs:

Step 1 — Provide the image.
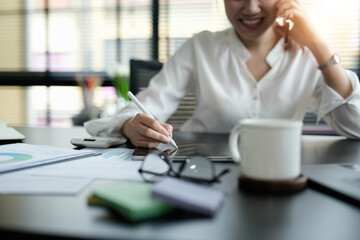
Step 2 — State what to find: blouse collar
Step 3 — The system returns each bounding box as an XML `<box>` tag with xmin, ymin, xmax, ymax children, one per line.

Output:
<box><xmin>228</xmin><ymin>28</ymin><xmax>286</xmax><ymax>67</ymax></box>
<box><xmin>266</xmin><ymin>38</ymin><xmax>286</xmax><ymax>67</ymax></box>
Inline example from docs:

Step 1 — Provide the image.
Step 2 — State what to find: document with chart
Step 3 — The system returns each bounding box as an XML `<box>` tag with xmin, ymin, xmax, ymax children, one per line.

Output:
<box><xmin>21</xmin><ymin>147</ymin><xmax>140</xmax><ymax>181</ymax></box>
<box><xmin>0</xmin><ymin>143</ymin><xmax>95</xmax><ymax>174</ymax></box>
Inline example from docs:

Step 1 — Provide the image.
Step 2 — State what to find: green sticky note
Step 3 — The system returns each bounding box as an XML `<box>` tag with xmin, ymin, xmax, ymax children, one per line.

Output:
<box><xmin>92</xmin><ymin>182</ymin><xmax>173</xmax><ymax>222</ymax></box>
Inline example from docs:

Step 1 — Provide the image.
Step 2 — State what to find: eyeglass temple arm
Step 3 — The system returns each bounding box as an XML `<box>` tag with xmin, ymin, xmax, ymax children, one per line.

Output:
<box><xmin>215</xmin><ymin>168</ymin><xmax>230</xmax><ymax>180</ymax></box>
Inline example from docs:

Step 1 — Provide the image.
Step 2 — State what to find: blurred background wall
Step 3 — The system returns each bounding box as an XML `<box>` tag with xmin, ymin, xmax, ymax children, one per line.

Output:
<box><xmin>0</xmin><ymin>0</ymin><xmax>358</xmax><ymax>127</ymax></box>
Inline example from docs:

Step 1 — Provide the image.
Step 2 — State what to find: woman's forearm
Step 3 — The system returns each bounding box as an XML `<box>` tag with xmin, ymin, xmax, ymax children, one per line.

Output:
<box><xmin>309</xmin><ymin>40</ymin><xmax>352</xmax><ymax>99</ymax></box>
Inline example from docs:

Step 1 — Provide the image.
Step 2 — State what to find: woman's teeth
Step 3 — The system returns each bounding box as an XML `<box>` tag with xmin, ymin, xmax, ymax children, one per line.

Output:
<box><xmin>242</xmin><ymin>19</ymin><xmax>261</xmax><ymax>25</ymax></box>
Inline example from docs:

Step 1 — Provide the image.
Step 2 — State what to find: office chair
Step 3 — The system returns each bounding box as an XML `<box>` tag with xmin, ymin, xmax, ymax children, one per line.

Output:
<box><xmin>130</xmin><ymin>59</ymin><xmax>163</xmax><ymax>95</ymax></box>
<box><xmin>129</xmin><ymin>59</ymin><xmax>196</xmax><ymax>130</ymax></box>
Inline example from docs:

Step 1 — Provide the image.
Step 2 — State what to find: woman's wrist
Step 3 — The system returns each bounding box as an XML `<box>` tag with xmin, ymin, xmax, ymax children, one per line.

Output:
<box><xmin>308</xmin><ymin>38</ymin><xmax>352</xmax><ymax>98</ymax></box>
<box><xmin>120</xmin><ymin>117</ymin><xmax>133</xmax><ymax>139</ymax></box>
<box><xmin>308</xmin><ymin>39</ymin><xmax>333</xmax><ymax>67</ymax></box>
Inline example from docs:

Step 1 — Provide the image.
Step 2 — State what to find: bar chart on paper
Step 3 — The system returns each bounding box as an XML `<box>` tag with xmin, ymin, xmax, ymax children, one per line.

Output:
<box><xmin>19</xmin><ymin>148</ymin><xmax>142</xmax><ymax>181</ymax></box>
<box><xmin>96</xmin><ymin>150</ymin><xmax>133</xmax><ymax>160</ymax></box>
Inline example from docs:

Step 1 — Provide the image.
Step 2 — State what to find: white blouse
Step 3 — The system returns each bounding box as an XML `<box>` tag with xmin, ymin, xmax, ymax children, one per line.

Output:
<box><xmin>85</xmin><ymin>28</ymin><xmax>360</xmax><ymax>139</ymax></box>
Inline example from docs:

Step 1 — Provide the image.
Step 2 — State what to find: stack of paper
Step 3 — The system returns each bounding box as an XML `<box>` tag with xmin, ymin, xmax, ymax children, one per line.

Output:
<box><xmin>0</xmin><ymin>174</ymin><xmax>91</xmax><ymax>195</ymax></box>
<box><xmin>0</xmin><ymin>143</ymin><xmax>95</xmax><ymax>174</ymax></box>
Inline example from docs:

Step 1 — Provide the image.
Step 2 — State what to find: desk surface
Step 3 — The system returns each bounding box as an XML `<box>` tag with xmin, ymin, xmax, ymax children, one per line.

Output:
<box><xmin>0</xmin><ymin>126</ymin><xmax>359</xmax><ymax>240</ymax></box>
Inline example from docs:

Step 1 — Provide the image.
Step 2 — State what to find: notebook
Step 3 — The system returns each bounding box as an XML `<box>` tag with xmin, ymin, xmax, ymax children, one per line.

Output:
<box><xmin>91</xmin><ymin>182</ymin><xmax>174</xmax><ymax>222</ymax></box>
<box><xmin>152</xmin><ymin>177</ymin><xmax>224</xmax><ymax>217</ymax></box>
<box><xmin>302</xmin><ymin>164</ymin><xmax>360</xmax><ymax>206</ymax></box>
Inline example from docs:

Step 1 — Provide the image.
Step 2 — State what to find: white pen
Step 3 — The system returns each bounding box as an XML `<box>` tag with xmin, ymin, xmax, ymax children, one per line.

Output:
<box><xmin>127</xmin><ymin>91</ymin><xmax>178</xmax><ymax>149</ymax></box>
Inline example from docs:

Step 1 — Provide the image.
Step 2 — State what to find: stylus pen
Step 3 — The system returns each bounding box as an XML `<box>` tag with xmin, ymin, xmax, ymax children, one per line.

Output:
<box><xmin>284</xmin><ymin>18</ymin><xmax>290</xmax><ymax>45</ymax></box>
<box><xmin>127</xmin><ymin>91</ymin><xmax>178</xmax><ymax>149</ymax></box>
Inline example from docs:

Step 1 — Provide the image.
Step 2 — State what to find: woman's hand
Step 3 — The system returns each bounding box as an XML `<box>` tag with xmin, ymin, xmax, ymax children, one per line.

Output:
<box><xmin>121</xmin><ymin>113</ymin><xmax>173</xmax><ymax>148</ymax></box>
<box><xmin>275</xmin><ymin>0</ymin><xmax>322</xmax><ymax>50</ymax></box>
<box><xmin>276</xmin><ymin>0</ymin><xmax>352</xmax><ymax>99</ymax></box>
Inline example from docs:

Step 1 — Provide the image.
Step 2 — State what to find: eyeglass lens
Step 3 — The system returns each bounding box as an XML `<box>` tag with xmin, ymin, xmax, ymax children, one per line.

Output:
<box><xmin>179</xmin><ymin>156</ymin><xmax>214</xmax><ymax>182</ymax></box>
<box><xmin>141</xmin><ymin>153</ymin><xmax>170</xmax><ymax>182</ymax></box>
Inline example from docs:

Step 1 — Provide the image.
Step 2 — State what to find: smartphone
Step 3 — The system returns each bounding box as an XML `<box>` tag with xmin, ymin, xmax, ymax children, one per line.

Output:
<box><xmin>70</xmin><ymin>136</ymin><xmax>127</xmax><ymax>148</ymax></box>
<box><xmin>275</xmin><ymin>16</ymin><xmax>294</xmax><ymax>44</ymax></box>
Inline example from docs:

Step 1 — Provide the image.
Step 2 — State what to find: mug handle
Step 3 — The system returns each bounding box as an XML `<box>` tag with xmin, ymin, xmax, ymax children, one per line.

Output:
<box><xmin>229</xmin><ymin>124</ymin><xmax>242</xmax><ymax>163</ymax></box>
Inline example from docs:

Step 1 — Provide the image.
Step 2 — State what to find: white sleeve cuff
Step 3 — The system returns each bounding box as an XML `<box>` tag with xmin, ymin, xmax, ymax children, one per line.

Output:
<box><xmin>84</xmin><ymin>112</ymin><xmax>136</xmax><ymax>138</ymax></box>
<box><xmin>317</xmin><ymin>70</ymin><xmax>360</xmax><ymax>122</ymax></box>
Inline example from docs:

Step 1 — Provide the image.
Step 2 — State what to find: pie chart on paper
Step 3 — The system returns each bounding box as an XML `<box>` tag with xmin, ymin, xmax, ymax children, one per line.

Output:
<box><xmin>0</xmin><ymin>153</ymin><xmax>33</xmax><ymax>164</ymax></box>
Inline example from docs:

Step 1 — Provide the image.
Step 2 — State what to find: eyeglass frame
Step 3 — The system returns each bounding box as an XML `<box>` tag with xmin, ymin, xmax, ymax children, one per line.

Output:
<box><xmin>138</xmin><ymin>150</ymin><xmax>230</xmax><ymax>184</ymax></box>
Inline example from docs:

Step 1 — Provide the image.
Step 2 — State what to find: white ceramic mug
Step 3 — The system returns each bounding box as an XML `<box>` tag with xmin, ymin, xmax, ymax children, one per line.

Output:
<box><xmin>229</xmin><ymin>119</ymin><xmax>303</xmax><ymax>181</ymax></box>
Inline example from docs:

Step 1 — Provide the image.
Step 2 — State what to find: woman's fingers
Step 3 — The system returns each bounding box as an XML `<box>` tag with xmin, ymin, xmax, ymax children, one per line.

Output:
<box><xmin>139</xmin><ymin>115</ymin><xmax>171</xmax><ymax>138</ymax></box>
<box><xmin>160</xmin><ymin>121</ymin><xmax>174</xmax><ymax>138</ymax></box>
<box><xmin>275</xmin><ymin>0</ymin><xmax>319</xmax><ymax>48</ymax></box>
<box><xmin>131</xmin><ymin>135</ymin><xmax>163</xmax><ymax>148</ymax></box>
<box><xmin>134</xmin><ymin>114</ymin><xmax>170</xmax><ymax>139</ymax></box>
<box><xmin>123</xmin><ymin>113</ymin><xmax>173</xmax><ymax>148</ymax></box>
<box><xmin>134</xmin><ymin>121</ymin><xmax>170</xmax><ymax>143</ymax></box>
<box><xmin>277</xmin><ymin>0</ymin><xmax>302</xmax><ymax>18</ymax></box>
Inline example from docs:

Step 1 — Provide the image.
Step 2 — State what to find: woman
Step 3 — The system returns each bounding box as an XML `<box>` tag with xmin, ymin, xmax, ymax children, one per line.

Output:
<box><xmin>85</xmin><ymin>0</ymin><xmax>360</xmax><ymax>147</ymax></box>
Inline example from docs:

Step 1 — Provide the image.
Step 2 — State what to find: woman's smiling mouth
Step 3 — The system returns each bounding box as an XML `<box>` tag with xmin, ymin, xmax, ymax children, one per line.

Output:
<box><xmin>239</xmin><ymin>18</ymin><xmax>263</xmax><ymax>29</ymax></box>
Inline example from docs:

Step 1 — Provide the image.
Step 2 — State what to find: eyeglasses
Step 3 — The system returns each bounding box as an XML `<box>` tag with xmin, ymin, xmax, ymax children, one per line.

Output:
<box><xmin>138</xmin><ymin>150</ymin><xmax>230</xmax><ymax>184</ymax></box>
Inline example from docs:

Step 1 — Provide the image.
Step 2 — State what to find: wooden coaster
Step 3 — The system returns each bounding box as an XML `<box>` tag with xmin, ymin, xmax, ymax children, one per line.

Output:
<box><xmin>239</xmin><ymin>174</ymin><xmax>308</xmax><ymax>193</ymax></box>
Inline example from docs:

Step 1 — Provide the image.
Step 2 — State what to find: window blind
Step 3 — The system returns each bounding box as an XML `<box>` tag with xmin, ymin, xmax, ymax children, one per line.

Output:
<box><xmin>301</xmin><ymin>0</ymin><xmax>360</xmax><ymax>69</ymax></box>
<box><xmin>0</xmin><ymin>0</ymin><xmax>154</xmax><ymax>73</ymax></box>
<box><xmin>0</xmin><ymin>0</ymin><xmax>359</xmax><ymax>127</ymax></box>
<box><xmin>0</xmin><ymin>0</ymin><xmax>359</xmax><ymax>76</ymax></box>
<box><xmin>158</xmin><ymin>0</ymin><xmax>359</xmax><ymax>70</ymax></box>
<box><xmin>158</xmin><ymin>0</ymin><xmax>230</xmax><ymax>62</ymax></box>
